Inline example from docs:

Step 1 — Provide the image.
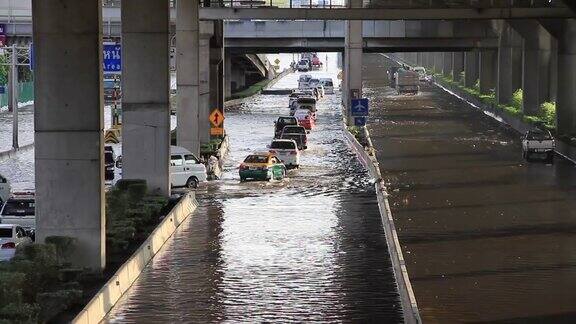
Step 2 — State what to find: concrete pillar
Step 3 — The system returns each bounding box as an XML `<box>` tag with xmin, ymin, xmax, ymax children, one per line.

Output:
<box><xmin>497</xmin><ymin>24</ymin><xmax>515</xmax><ymax>104</ymax></box>
<box><xmin>210</xmin><ymin>20</ymin><xmax>225</xmax><ymax>136</ymax></box>
<box><xmin>344</xmin><ymin>0</ymin><xmax>362</xmax><ymax>124</ymax></box>
<box><xmin>556</xmin><ymin>20</ymin><xmax>576</xmax><ymax>135</ymax></box>
<box><xmin>464</xmin><ymin>51</ymin><xmax>479</xmax><ymax>88</ymax></box>
<box><xmin>417</xmin><ymin>52</ymin><xmax>423</xmax><ymax>66</ymax></box>
<box><xmin>443</xmin><ymin>52</ymin><xmax>453</xmax><ymax>77</ymax></box>
<box><xmin>434</xmin><ymin>52</ymin><xmax>443</xmax><ymax>74</ymax></box>
<box><xmin>549</xmin><ymin>39</ymin><xmax>558</xmax><ymax>103</ymax></box>
<box><xmin>122</xmin><ymin>0</ymin><xmax>170</xmax><ymax>196</ymax></box>
<box><xmin>479</xmin><ymin>50</ymin><xmax>496</xmax><ymax>95</ymax></box>
<box><xmin>199</xmin><ymin>35</ymin><xmax>211</xmax><ymax>144</ymax></box>
<box><xmin>33</xmin><ymin>0</ymin><xmax>105</xmax><ymax>269</ymax></box>
<box><xmin>511</xmin><ymin>21</ymin><xmax>553</xmax><ymax>116</ymax></box>
<box><xmin>176</xmin><ymin>0</ymin><xmax>200</xmax><ymax>156</ymax></box>
<box><xmin>452</xmin><ymin>52</ymin><xmax>464</xmax><ymax>83</ymax></box>
<box><xmin>224</xmin><ymin>53</ymin><xmax>232</xmax><ymax>98</ymax></box>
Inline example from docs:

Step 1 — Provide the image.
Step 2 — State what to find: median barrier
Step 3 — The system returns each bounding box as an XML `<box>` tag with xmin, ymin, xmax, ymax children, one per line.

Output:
<box><xmin>72</xmin><ymin>192</ymin><xmax>198</xmax><ymax>324</ymax></box>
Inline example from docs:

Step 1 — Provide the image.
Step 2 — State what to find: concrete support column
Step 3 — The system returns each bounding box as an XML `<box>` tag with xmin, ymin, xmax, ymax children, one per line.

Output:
<box><xmin>452</xmin><ymin>52</ymin><xmax>464</xmax><ymax>83</ymax></box>
<box><xmin>176</xmin><ymin>0</ymin><xmax>200</xmax><ymax>156</ymax></box>
<box><xmin>224</xmin><ymin>53</ymin><xmax>232</xmax><ymax>98</ymax></box>
<box><xmin>443</xmin><ymin>52</ymin><xmax>453</xmax><ymax>77</ymax></box>
<box><xmin>464</xmin><ymin>51</ymin><xmax>479</xmax><ymax>88</ymax></box>
<box><xmin>479</xmin><ymin>50</ymin><xmax>496</xmax><ymax>95</ymax></box>
<box><xmin>199</xmin><ymin>34</ymin><xmax>211</xmax><ymax>144</ymax></box>
<box><xmin>417</xmin><ymin>52</ymin><xmax>423</xmax><ymax>66</ymax></box>
<box><xmin>210</xmin><ymin>20</ymin><xmax>225</xmax><ymax>136</ymax></box>
<box><xmin>33</xmin><ymin>0</ymin><xmax>105</xmax><ymax>269</ymax></box>
<box><xmin>556</xmin><ymin>20</ymin><xmax>576</xmax><ymax>135</ymax></box>
<box><xmin>434</xmin><ymin>52</ymin><xmax>443</xmax><ymax>74</ymax></box>
<box><xmin>344</xmin><ymin>0</ymin><xmax>362</xmax><ymax>124</ymax></box>
<box><xmin>497</xmin><ymin>23</ymin><xmax>515</xmax><ymax>104</ymax></box>
<box><xmin>122</xmin><ymin>0</ymin><xmax>170</xmax><ymax>196</ymax></box>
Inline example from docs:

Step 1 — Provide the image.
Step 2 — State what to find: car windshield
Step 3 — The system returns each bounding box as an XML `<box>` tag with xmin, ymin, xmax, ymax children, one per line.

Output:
<box><xmin>323</xmin><ymin>81</ymin><xmax>333</xmax><ymax>86</ymax></box>
<box><xmin>298</xmin><ymin>60</ymin><xmax>308</xmax><ymax>65</ymax></box>
<box><xmin>309</xmin><ymin>79</ymin><xmax>319</xmax><ymax>85</ymax></box>
<box><xmin>527</xmin><ymin>131</ymin><xmax>552</xmax><ymax>141</ymax></box>
<box><xmin>298</xmin><ymin>98</ymin><xmax>315</xmax><ymax>104</ymax></box>
<box><xmin>244</xmin><ymin>155</ymin><xmax>268</xmax><ymax>163</ymax></box>
<box><xmin>2</xmin><ymin>199</ymin><xmax>35</xmax><ymax>216</ymax></box>
<box><xmin>277</xmin><ymin>117</ymin><xmax>297</xmax><ymax>125</ymax></box>
<box><xmin>271</xmin><ymin>141</ymin><xmax>296</xmax><ymax>150</ymax></box>
<box><xmin>0</xmin><ymin>228</ymin><xmax>12</xmax><ymax>238</ymax></box>
<box><xmin>283</xmin><ymin>126</ymin><xmax>306</xmax><ymax>134</ymax></box>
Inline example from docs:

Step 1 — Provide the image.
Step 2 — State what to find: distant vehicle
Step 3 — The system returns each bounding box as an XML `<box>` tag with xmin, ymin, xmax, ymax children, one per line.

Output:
<box><xmin>309</xmin><ymin>78</ymin><xmax>320</xmax><ymax>88</ymax></box>
<box><xmin>104</xmin><ymin>146</ymin><xmax>115</xmax><ymax>181</ymax></box>
<box><xmin>319</xmin><ymin>78</ymin><xmax>334</xmax><ymax>94</ymax></box>
<box><xmin>289</xmin><ymin>91</ymin><xmax>304</xmax><ymax>108</ymax></box>
<box><xmin>239</xmin><ymin>152</ymin><xmax>287</xmax><ymax>182</ymax></box>
<box><xmin>269</xmin><ymin>139</ymin><xmax>300</xmax><ymax>169</ymax></box>
<box><xmin>298</xmin><ymin>74</ymin><xmax>312</xmax><ymax>89</ymax></box>
<box><xmin>281</xmin><ymin>125</ymin><xmax>308</xmax><ymax>150</ymax></box>
<box><xmin>170</xmin><ymin>145</ymin><xmax>208</xmax><ymax>188</ymax></box>
<box><xmin>301</xmin><ymin>89</ymin><xmax>318</xmax><ymax>100</ymax></box>
<box><xmin>294</xmin><ymin>109</ymin><xmax>316</xmax><ymax>130</ymax></box>
<box><xmin>0</xmin><ymin>224</ymin><xmax>33</xmax><ymax>261</ymax></box>
<box><xmin>274</xmin><ymin>116</ymin><xmax>299</xmax><ymax>138</ymax></box>
<box><xmin>294</xmin><ymin>97</ymin><xmax>317</xmax><ymax>116</ymax></box>
<box><xmin>103</xmin><ymin>76</ymin><xmax>121</xmax><ymax>102</ymax></box>
<box><xmin>395</xmin><ymin>68</ymin><xmax>420</xmax><ymax>94</ymax></box>
<box><xmin>296</xmin><ymin>59</ymin><xmax>310</xmax><ymax>72</ymax></box>
<box><xmin>412</xmin><ymin>66</ymin><xmax>427</xmax><ymax>82</ymax></box>
<box><xmin>314</xmin><ymin>84</ymin><xmax>325</xmax><ymax>98</ymax></box>
<box><xmin>0</xmin><ymin>192</ymin><xmax>35</xmax><ymax>230</ymax></box>
<box><xmin>311</xmin><ymin>54</ymin><xmax>323</xmax><ymax>70</ymax></box>
<box><xmin>522</xmin><ymin>129</ymin><xmax>555</xmax><ymax>162</ymax></box>
<box><xmin>0</xmin><ymin>175</ymin><xmax>10</xmax><ymax>205</ymax></box>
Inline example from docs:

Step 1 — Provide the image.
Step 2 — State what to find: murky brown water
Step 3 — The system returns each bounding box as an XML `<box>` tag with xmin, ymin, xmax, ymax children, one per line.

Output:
<box><xmin>365</xmin><ymin>53</ymin><xmax>576</xmax><ymax>323</ymax></box>
<box><xmin>104</xmin><ymin>71</ymin><xmax>404</xmax><ymax>323</ymax></box>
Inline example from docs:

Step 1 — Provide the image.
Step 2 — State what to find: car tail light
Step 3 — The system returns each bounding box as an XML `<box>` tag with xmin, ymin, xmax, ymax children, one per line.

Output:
<box><xmin>1</xmin><ymin>242</ymin><xmax>15</xmax><ymax>249</ymax></box>
<box><xmin>239</xmin><ymin>164</ymin><xmax>249</xmax><ymax>170</ymax></box>
<box><xmin>290</xmin><ymin>151</ymin><xmax>297</xmax><ymax>155</ymax></box>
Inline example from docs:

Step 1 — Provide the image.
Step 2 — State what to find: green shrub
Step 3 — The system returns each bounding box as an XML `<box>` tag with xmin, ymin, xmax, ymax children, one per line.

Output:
<box><xmin>540</xmin><ymin>101</ymin><xmax>556</xmax><ymax>127</ymax></box>
<box><xmin>37</xmin><ymin>289</ymin><xmax>83</xmax><ymax>321</ymax></box>
<box><xmin>0</xmin><ymin>303</ymin><xmax>40</xmax><ymax>323</ymax></box>
<box><xmin>511</xmin><ymin>89</ymin><xmax>523</xmax><ymax>111</ymax></box>
<box><xmin>116</xmin><ymin>179</ymin><xmax>146</xmax><ymax>192</ymax></box>
<box><xmin>127</xmin><ymin>182</ymin><xmax>147</xmax><ymax>203</ymax></box>
<box><xmin>523</xmin><ymin>115</ymin><xmax>543</xmax><ymax>125</ymax></box>
<box><xmin>501</xmin><ymin>105</ymin><xmax>522</xmax><ymax>117</ymax></box>
<box><xmin>45</xmin><ymin>236</ymin><xmax>77</xmax><ymax>264</ymax></box>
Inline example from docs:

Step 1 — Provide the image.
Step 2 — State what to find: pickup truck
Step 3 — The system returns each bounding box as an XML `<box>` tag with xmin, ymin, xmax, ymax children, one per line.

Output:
<box><xmin>522</xmin><ymin>129</ymin><xmax>555</xmax><ymax>162</ymax></box>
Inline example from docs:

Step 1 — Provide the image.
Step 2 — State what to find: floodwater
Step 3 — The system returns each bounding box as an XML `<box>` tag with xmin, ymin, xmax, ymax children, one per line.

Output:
<box><xmin>104</xmin><ymin>69</ymin><xmax>403</xmax><ymax>322</ymax></box>
<box><xmin>0</xmin><ymin>104</ymin><xmax>34</xmax><ymax>152</ymax></box>
<box><xmin>365</xmin><ymin>53</ymin><xmax>576</xmax><ymax>323</ymax></box>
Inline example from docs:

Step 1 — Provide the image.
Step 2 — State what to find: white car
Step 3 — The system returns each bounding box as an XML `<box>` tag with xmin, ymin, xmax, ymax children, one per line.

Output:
<box><xmin>0</xmin><ymin>193</ymin><xmax>35</xmax><ymax>229</ymax></box>
<box><xmin>319</xmin><ymin>78</ymin><xmax>334</xmax><ymax>94</ymax></box>
<box><xmin>170</xmin><ymin>146</ymin><xmax>208</xmax><ymax>188</ymax></box>
<box><xmin>0</xmin><ymin>224</ymin><xmax>33</xmax><ymax>261</ymax></box>
<box><xmin>298</xmin><ymin>74</ymin><xmax>312</xmax><ymax>89</ymax></box>
<box><xmin>296</xmin><ymin>59</ymin><xmax>310</xmax><ymax>72</ymax></box>
<box><xmin>269</xmin><ymin>139</ymin><xmax>300</xmax><ymax>169</ymax></box>
<box><xmin>522</xmin><ymin>129</ymin><xmax>555</xmax><ymax>162</ymax></box>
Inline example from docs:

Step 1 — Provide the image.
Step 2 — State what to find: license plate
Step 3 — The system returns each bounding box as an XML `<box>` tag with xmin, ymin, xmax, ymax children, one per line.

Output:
<box><xmin>249</xmin><ymin>167</ymin><xmax>258</xmax><ymax>170</ymax></box>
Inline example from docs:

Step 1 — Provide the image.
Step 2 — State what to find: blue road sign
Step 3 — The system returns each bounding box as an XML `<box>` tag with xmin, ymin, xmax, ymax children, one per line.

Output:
<box><xmin>103</xmin><ymin>44</ymin><xmax>121</xmax><ymax>73</ymax></box>
<box><xmin>354</xmin><ymin>116</ymin><xmax>366</xmax><ymax>127</ymax></box>
<box><xmin>0</xmin><ymin>86</ymin><xmax>5</xmax><ymax>94</ymax></box>
<box><xmin>351</xmin><ymin>98</ymin><xmax>369</xmax><ymax>116</ymax></box>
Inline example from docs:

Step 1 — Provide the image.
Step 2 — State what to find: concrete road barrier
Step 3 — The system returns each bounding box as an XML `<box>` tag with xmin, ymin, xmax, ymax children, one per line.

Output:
<box><xmin>72</xmin><ymin>192</ymin><xmax>198</xmax><ymax>324</ymax></box>
<box><xmin>343</xmin><ymin>124</ymin><xmax>422</xmax><ymax>324</ymax></box>
<box><xmin>0</xmin><ymin>143</ymin><xmax>34</xmax><ymax>162</ymax></box>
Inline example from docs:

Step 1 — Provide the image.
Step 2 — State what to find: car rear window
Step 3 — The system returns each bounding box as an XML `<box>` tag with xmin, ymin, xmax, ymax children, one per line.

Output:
<box><xmin>0</xmin><ymin>228</ymin><xmax>12</xmax><ymax>238</ymax></box>
<box><xmin>323</xmin><ymin>81</ymin><xmax>333</xmax><ymax>86</ymax></box>
<box><xmin>244</xmin><ymin>155</ymin><xmax>268</xmax><ymax>163</ymax></box>
<box><xmin>278</xmin><ymin>117</ymin><xmax>297</xmax><ymax>125</ymax></box>
<box><xmin>2</xmin><ymin>199</ymin><xmax>35</xmax><ymax>216</ymax></box>
<box><xmin>271</xmin><ymin>141</ymin><xmax>296</xmax><ymax>150</ymax></box>
<box><xmin>527</xmin><ymin>131</ymin><xmax>552</xmax><ymax>141</ymax></box>
<box><xmin>283</xmin><ymin>126</ymin><xmax>306</xmax><ymax>134</ymax></box>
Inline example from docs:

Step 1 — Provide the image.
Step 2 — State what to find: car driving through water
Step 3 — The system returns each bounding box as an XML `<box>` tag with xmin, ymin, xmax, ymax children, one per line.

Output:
<box><xmin>239</xmin><ymin>152</ymin><xmax>287</xmax><ymax>182</ymax></box>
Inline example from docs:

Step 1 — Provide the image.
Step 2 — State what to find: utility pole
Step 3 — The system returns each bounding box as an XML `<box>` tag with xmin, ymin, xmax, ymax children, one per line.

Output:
<box><xmin>9</xmin><ymin>44</ymin><xmax>18</xmax><ymax>149</ymax></box>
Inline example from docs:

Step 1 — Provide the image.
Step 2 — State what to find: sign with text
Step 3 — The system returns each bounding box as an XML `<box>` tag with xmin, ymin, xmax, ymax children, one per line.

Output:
<box><xmin>351</xmin><ymin>98</ymin><xmax>369</xmax><ymax>116</ymax></box>
<box><xmin>103</xmin><ymin>43</ymin><xmax>121</xmax><ymax>73</ymax></box>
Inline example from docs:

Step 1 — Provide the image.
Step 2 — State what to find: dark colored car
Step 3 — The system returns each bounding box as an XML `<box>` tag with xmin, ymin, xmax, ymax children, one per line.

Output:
<box><xmin>274</xmin><ymin>116</ymin><xmax>298</xmax><ymax>138</ymax></box>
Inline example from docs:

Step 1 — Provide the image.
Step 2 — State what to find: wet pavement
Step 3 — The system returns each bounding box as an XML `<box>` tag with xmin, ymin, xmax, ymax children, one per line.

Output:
<box><xmin>104</xmin><ymin>69</ymin><xmax>404</xmax><ymax>323</ymax></box>
<box><xmin>0</xmin><ymin>105</ymin><xmax>34</xmax><ymax>152</ymax></box>
<box><xmin>365</xmin><ymin>53</ymin><xmax>576</xmax><ymax>323</ymax></box>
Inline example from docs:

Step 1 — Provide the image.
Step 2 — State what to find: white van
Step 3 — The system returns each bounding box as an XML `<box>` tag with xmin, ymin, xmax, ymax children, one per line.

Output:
<box><xmin>319</xmin><ymin>78</ymin><xmax>334</xmax><ymax>94</ymax></box>
<box><xmin>170</xmin><ymin>146</ymin><xmax>208</xmax><ymax>188</ymax></box>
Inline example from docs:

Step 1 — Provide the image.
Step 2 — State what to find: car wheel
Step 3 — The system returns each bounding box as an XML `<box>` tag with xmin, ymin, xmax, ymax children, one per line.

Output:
<box><xmin>186</xmin><ymin>177</ymin><xmax>199</xmax><ymax>189</ymax></box>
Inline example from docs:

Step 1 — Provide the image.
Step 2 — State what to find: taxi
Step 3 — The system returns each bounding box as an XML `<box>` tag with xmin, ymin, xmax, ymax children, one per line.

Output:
<box><xmin>239</xmin><ymin>152</ymin><xmax>287</xmax><ymax>182</ymax></box>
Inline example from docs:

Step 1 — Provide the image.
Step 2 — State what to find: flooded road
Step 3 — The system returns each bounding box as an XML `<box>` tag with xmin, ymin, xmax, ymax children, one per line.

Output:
<box><xmin>365</xmin><ymin>53</ymin><xmax>576</xmax><ymax>323</ymax></box>
<box><xmin>104</xmin><ymin>70</ymin><xmax>403</xmax><ymax>322</ymax></box>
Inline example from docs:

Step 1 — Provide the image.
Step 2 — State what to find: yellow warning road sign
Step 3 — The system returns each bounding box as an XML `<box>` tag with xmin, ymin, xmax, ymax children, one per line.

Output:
<box><xmin>209</xmin><ymin>109</ymin><xmax>224</xmax><ymax>127</ymax></box>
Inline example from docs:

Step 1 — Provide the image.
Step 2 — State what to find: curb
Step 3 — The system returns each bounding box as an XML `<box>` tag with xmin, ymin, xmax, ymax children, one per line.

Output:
<box><xmin>0</xmin><ymin>143</ymin><xmax>34</xmax><ymax>161</ymax></box>
<box><xmin>72</xmin><ymin>192</ymin><xmax>198</xmax><ymax>324</ymax></box>
<box><xmin>343</xmin><ymin>123</ymin><xmax>422</xmax><ymax>324</ymax></box>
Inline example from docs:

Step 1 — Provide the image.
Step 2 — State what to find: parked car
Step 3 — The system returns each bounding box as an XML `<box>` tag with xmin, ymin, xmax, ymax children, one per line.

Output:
<box><xmin>274</xmin><ymin>116</ymin><xmax>299</xmax><ymax>138</ymax></box>
<box><xmin>281</xmin><ymin>125</ymin><xmax>308</xmax><ymax>150</ymax></box>
<box><xmin>294</xmin><ymin>109</ymin><xmax>316</xmax><ymax>130</ymax></box>
<box><xmin>0</xmin><ymin>224</ymin><xmax>33</xmax><ymax>261</ymax></box>
<box><xmin>0</xmin><ymin>192</ymin><xmax>35</xmax><ymax>229</ymax></box>
<box><xmin>296</xmin><ymin>59</ymin><xmax>310</xmax><ymax>72</ymax></box>
<box><xmin>319</xmin><ymin>78</ymin><xmax>335</xmax><ymax>94</ymax></box>
<box><xmin>239</xmin><ymin>152</ymin><xmax>287</xmax><ymax>182</ymax></box>
<box><xmin>522</xmin><ymin>129</ymin><xmax>555</xmax><ymax>162</ymax></box>
<box><xmin>269</xmin><ymin>139</ymin><xmax>300</xmax><ymax>169</ymax></box>
<box><xmin>0</xmin><ymin>174</ymin><xmax>10</xmax><ymax>205</ymax></box>
<box><xmin>170</xmin><ymin>146</ymin><xmax>208</xmax><ymax>188</ymax></box>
